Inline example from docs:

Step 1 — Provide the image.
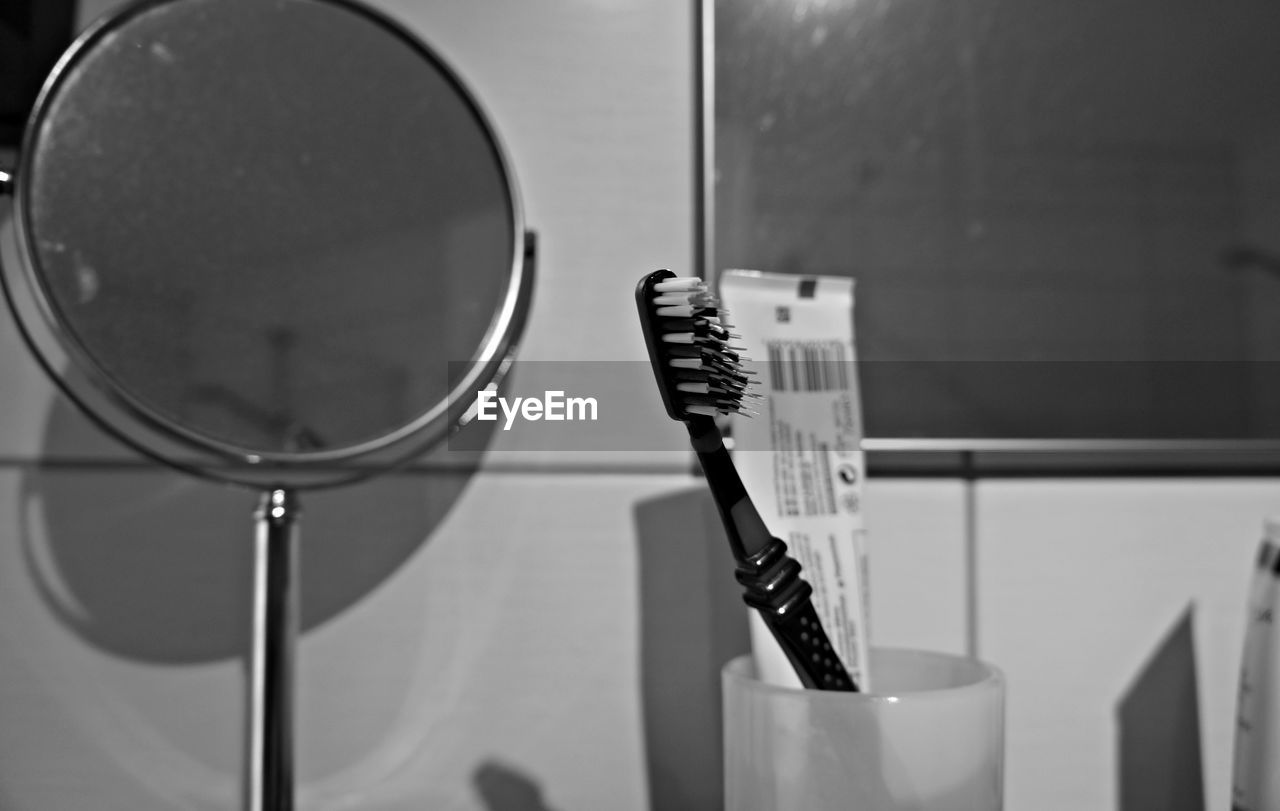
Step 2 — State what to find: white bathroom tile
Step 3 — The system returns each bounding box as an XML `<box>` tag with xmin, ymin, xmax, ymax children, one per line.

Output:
<box><xmin>977</xmin><ymin>479</ymin><xmax>1280</xmax><ymax>811</ymax></box>
<box><xmin>863</xmin><ymin>479</ymin><xmax>969</xmax><ymax>656</ymax></box>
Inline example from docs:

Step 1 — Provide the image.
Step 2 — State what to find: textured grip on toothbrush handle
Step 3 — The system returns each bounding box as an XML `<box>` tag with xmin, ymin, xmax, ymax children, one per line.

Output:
<box><xmin>766</xmin><ymin>597</ymin><xmax>858</xmax><ymax>692</ymax></box>
<box><xmin>736</xmin><ymin>537</ymin><xmax>858</xmax><ymax>692</ymax></box>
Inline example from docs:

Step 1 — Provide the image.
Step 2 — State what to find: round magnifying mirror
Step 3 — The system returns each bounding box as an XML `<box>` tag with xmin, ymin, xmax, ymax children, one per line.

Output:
<box><xmin>0</xmin><ymin>1</ymin><xmax>533</xmax><ymax>807</ymax></box>
<box><xmin>1</xmin><ymin>0</ymin><xmax>532</xmax><ymax>489</ymax></box>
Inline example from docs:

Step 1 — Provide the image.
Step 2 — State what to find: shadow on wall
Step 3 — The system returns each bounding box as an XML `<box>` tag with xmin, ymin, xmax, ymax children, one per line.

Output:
<box><xmin>633</xmin><ymin>487</ymin><xmax>752</xmax><ymax>811</ymax></box>
<box><xmin>1116</xmin><ymin>604</ymin><xmax>1206</xmax><ymax>811</ymax></box>
<box><xmin>19</xmin><ymin>395</ymin><xmax>483</xmax><ymax>664</ymax></box>
<box><xmin>472</xmin><ymin>760</ymin><xmax>559</xmax><ymax>811</ymax></box>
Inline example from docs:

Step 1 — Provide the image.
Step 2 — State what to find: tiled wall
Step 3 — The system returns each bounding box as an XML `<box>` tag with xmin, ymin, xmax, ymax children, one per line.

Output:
<box><xmin>979</xmin><ymin>480</ymin><xmax>1280</xmax><ymax>811</ymax></box>
<box><xmin>0</xmin><ymin>2</ymin><xmax>1274</xmax><ymax>810</ymax></box>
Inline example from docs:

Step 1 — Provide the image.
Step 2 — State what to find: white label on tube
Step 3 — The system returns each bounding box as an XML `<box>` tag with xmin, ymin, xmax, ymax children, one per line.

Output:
<box><xmin>719</xmin><ymin>269</ymin><xmax>871</xmax><ymax>691</ymax></box>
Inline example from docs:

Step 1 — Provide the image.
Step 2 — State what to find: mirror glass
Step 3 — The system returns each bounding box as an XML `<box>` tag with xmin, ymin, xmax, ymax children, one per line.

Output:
<box><xmin>714</xmin><ymin>0</ymin><xmax>1280</xmax><ymax>447</ymax></box>
<box><xmin>4</xmin><ymin>0</ymin><xmax>525</xmax><ymax>480</ymax></box>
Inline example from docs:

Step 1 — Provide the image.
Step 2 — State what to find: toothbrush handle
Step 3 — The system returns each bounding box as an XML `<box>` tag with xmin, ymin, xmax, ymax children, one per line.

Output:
<box><xmin>736</xmin><ymin>537</ymin><xmax>858</xmax><ymax>692</ymax></box>
<box><xmin>765</xmin><ymin>596</ymin><xmax>858</xmax><ymax>692</ymax></box>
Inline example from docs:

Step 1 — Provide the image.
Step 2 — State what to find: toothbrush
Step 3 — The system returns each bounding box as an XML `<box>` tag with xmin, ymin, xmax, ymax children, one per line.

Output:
<box><xmin>636</xmin><ymin>268</ymin><xmax>858</xmax><ymax>692</ymax></box>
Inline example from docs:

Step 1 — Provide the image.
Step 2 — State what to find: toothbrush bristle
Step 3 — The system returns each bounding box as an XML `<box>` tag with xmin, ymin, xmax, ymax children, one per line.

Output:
<box><xmin>639</xmin><ymin>273</ymin><xmax>752</xmax><ymax>419</ymax></box>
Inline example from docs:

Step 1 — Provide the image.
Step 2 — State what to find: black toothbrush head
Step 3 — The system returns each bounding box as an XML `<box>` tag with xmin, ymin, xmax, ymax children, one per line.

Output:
<box><xmin>635</xmin><ymin>269</ymin><xmax>752</xmax><ymax>422</ymax></box>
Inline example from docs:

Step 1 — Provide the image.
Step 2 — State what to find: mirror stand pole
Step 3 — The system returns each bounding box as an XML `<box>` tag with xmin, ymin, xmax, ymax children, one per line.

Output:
<box><xmin>248</xmin><ymin>488</ymin><xmax>300</xmax><ymax>811</ymax></box>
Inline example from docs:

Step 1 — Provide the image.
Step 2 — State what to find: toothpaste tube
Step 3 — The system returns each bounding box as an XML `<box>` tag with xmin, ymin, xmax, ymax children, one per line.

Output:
<box><xmin>719</xmin><ymin>269</ymin><xmax>871</xmax><ymax>690</ymax></box>
<box><xmin>1232</xmin><ymin>520</ymin><xmax>1280</xmax><ymax>810</ymax></box>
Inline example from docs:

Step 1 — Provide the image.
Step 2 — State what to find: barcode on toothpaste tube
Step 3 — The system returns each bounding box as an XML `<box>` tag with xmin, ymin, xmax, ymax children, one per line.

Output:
<box><xmin>766</xmin><ymin>340</ymin><xmax>851</xmax><ymax>392</ymax></box>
